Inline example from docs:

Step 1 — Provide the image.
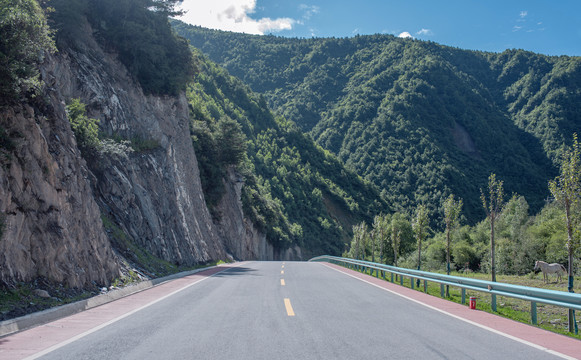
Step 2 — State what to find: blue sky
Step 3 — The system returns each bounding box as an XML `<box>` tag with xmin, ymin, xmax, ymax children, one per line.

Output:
<box><xmin>177</xmin><ymin>0</ymin><xmax>581</xmax><ymax>56</ymax></box>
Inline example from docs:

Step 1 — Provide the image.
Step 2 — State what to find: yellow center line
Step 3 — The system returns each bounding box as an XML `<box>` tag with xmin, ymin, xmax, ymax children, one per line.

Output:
<box><xmin>282</xmin><ymin>264</ymin><xmax>285</xmax><ymax>269</ymax></box>
<box><xmin>284</xmin><ymin>298</ymin><xmax>295</xmax><ymax>316</ymax></box>
<box><xmin>281</xmin><ymin>270</ymin><xmax>284</xmax><ymax>275</ymax></box>
<box><xmin>281</xmin><ymin>279</ymin><xmax>285</xmax><ymax>286</ymax></box>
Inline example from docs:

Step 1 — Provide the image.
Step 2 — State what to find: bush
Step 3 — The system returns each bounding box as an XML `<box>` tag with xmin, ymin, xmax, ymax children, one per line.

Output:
<box><xmin>66</xmin><ymin>98</ymin><xmax>101</xmax><ymax>157</ymax></box>
<box><xmin>0</xmin><ymin>0</ymin><xmax>55</xmax><ymax>102</ymax></box>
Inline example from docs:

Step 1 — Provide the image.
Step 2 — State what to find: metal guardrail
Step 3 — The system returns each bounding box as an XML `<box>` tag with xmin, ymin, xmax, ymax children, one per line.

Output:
<box><xmin>309</xmin><ymin>255</ymin><xmax>581</xmax><ymax>326</ymax></box>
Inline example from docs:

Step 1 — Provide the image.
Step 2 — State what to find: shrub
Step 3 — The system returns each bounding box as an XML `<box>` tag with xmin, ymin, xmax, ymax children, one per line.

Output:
<box><xmin>66</xmin><ymin>98</ymin><xmax>101</xmax><ymax>157</ymax></box>
<box><xmin>0</xmin><ymin>0</ymin><xmax>55</xmax><ymax>102</ymax></box>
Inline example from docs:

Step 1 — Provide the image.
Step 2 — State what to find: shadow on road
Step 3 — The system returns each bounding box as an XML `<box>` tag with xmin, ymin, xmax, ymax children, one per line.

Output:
<box><xmin>213</xmin><ymin>266</ymin><xmax>259</xmax><ymax>277</ymax></box>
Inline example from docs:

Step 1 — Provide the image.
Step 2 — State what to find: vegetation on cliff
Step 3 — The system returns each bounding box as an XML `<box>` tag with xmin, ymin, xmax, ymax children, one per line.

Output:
<box><xmin>49</xmin><ymin>0</ymin><xmax>194</xmax><ymax>95</ymax></box>
<box><xmin>0</xmin><ymin>0</ymin><xmax>55</xmax><ymax>103</ymax></box>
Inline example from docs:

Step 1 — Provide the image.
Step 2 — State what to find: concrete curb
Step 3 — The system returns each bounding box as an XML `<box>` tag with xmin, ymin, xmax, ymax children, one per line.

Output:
<box><xmin>0</xmin><ymin>265</ymin><xmax>216</xmax><ymax>338</ymax></box>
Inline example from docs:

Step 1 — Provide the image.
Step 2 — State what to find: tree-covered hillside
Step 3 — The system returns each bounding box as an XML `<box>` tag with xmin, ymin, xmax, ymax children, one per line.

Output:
<box><xmin>173</xmin><ymin>23</ymin><xmax>581</xmax><ymax>224</ymax></box>
<box><xmin>188</xmin><ymin>50</ymin><xmax>389</xmax><ymax>256</ymax></box>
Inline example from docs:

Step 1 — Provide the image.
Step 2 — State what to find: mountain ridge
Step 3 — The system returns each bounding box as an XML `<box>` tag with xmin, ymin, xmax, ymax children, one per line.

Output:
<box><xmin>173</xmin><ymin>22</ymin><xmax>581</xmax><ymax>223</ymax></box>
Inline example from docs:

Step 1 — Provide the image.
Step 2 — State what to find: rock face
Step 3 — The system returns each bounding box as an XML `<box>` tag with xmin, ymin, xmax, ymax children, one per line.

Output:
<box><xmin>214</xmin><ymin>168</ymin><xmax>303</xmax><ymax>261</ymax></box>
<box><xmin>0</xmin><ymin>102</ymin><xmax>118</xmax><ymax>288</ymax></box>
<box><xmin>0</xmin><ymin>20</ymin><xmax>302</xmax><ymax>289</ymax></box>
<box><xmin>40</xmin><ymin>23</ymin><xmax>226</xmax><ymax>266</ymax></box>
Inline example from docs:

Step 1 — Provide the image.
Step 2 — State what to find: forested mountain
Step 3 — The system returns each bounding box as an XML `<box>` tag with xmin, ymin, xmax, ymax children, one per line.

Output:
<box><xmin>173</xmin><ymin>22</ymin><xmax>581</xmax><ymax>224</ymax></box>
<box><xmin>187</xmin><ymin>49</ymin><xmax>389</xmax><ymax>255</ymax></box>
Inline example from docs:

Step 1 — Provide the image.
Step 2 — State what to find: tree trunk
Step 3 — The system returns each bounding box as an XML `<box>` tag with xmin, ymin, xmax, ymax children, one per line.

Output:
<box><xmin>491</xmin><ymin>213</ymin><xmax>496</xmax><ymax>283</ymax></box>
<box><xmin>446</xmin><ymin>226</ymin><xmax>451</xmax><ymax>297</ymax></box>
<box><xmin>565</xmin><ymin>198</ymin><xmax>576</xmax><ymax>333</ymax></box>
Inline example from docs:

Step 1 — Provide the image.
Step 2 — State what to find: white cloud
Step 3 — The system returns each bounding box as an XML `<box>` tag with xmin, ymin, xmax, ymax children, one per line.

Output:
<box><xmin>513</xmin><ymin>25</ymin><xmax>522</xmax><ymax>32</ymax></box>
<box><xmin>176</xmin><ymin>0</ymin><xmax>296</xmax><ymax>35</ymax></box>
<box><xmin>398</xmin><ymin>31</ymin><xmax>414</xmax><ymax>39</ymax></box>
<box><xmin>520</xmin><ymin>10</ymin><xmax>528</xmax><ymax>18</ymax></box>
<box><xmin>416</xmin><ymin>28</ymin><xmax>433</xmax><ymax>36</ymax></box>
<box><xmin>299</xmin><ymin>4</ymin><xmax>320</xmax><ymax>20</ymax></box>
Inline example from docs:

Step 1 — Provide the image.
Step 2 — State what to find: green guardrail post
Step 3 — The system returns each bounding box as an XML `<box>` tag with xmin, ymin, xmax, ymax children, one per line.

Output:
<box><xmin>424</xmin><ymin>280</ymin><xmax>427</xmax><ymax>293</ymax></box>
<box><xmin>375</xmin><ymin>269</ymin><xmax>379</xmax><ymax>278</ymax></box>
<box><xmin>440</xmin><ymin>284</ymin><xmax>445</xmax><ymax>298</ymax></box>
<box><xmin>391</xmin><ymin>273</ymin><xmax>394</xmax><ymax>283</ymax></box>
<box><xmin>411</xmin><ymin>277</ymin><xmax>414</xmax><ymax>289</ymax></box>
<box><xmin>400</xmin><ymin>275</ymin><xmax>404</xmax><ymax>286</ymax></box>
<box><xmin>461</xmin><ymin>288</ymin><xmax>466</xmax><ymax>304</ymax></box>
<box><xmin>531</xmin><ymin>301</ymin><xmax>537</xmax><ymax>325</ymax></box>
<box><xmin>491</xmin><ymin>294</ymin><xmax>497</xmax><ymax>312</ymax></box>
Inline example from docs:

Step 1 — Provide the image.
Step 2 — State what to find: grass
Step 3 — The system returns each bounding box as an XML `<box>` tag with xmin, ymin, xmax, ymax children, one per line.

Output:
<box><xmin>0</xmin><ymin>282</ymin><xmax>96</xmax><ymax>321</ymax></box>
<box><xmin>354</xmin><ymin>266</ymin><xmax>581</xmax><ymax>340</ymax></box>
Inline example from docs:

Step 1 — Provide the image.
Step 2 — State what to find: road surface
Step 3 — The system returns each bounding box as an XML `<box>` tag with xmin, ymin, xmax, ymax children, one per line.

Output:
<box><xmin>1</xmin><ymin>261</ymin><xmax>578</xmax><ymax>359</ymax></box>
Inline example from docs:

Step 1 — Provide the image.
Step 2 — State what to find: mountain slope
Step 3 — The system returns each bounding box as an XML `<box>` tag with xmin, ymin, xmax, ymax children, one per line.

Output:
<box><xmin>188</xmin><ymin>50</ymin><xmax>390</xmax><ymax>256</ymax></box>
<box><xmin>173</xmin><ymin>23</ymin><xmax>581</xmax><ymax>223</ymax></box>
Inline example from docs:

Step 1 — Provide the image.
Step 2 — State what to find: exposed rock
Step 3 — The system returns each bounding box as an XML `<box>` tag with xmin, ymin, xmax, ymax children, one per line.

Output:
<box><xmin>0</xmin><ymin>102</ymin><xmax>119</xmax><ymax>288</ymax></box>
<box><xmin>214</xmin><ymin>167</ymin><xmax>303</xmax><ymax>261</ymax></box>
<box><xmin>39</xmin><ymin>20</ymin><xmax>226</xmax><ymax>266</ymax></box>
<box><xmin>33</xmin><ymin>289</ymin><xmax>51</xmax><ymax>298</ymax></box>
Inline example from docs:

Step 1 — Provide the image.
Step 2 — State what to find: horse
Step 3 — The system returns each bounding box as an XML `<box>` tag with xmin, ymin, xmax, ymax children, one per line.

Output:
<box><xmin>534</xmin><ymin>260</ymin><xmax>567</xmax><ymax>283</ymax></box>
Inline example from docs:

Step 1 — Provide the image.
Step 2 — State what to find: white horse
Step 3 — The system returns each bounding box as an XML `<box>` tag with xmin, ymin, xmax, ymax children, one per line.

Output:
<box><xmin>534</xmin><ymin>260</ymin><xmax>567</xmax><ymax>283</ymax></box>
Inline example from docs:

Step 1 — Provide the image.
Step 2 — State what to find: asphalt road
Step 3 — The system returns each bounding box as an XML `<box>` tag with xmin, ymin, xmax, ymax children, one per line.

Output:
<box><xmin>36</xmin><ymin>261</ymin><xmax>565</xmax><ymax>359</ymax></box>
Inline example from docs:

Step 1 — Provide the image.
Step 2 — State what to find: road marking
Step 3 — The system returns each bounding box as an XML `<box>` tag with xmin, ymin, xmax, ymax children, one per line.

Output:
<box><xmin>281</xmin><ymin>270</ymin><xmax>284</xmax><ymax>275</ymax></box>
<box><xmin>284</xmin><ymin>298</ymin><xmax>295</xmax><ymax>316</ymax></box>
<box><xmin>281</xmin><ymin>279</ymin><xmax>285</xmax><ymax>286</ymax></box>
<box><xmin>282</xmin><ymin>264</ymin><xmax>285</xmax><ymax>269</ymax></box>
<box><xmin>321</xmin><ymin>263</ymin><xmax>576</xmax><ymax>360</ymax></box>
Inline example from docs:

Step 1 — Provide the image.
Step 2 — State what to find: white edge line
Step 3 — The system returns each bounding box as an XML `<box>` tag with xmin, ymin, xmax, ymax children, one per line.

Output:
<box><xmin>24</xmin><ymin>263</ymin><xmax>245</xmax><ymax>360</ymax></box>
<box><xmin>320</xmin><ymin>263</ymin><xmax>577</xmax><ymax>360</ymax></box>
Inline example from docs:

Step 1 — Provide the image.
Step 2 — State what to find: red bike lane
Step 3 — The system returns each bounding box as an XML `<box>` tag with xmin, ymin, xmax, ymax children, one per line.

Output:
<box><xmin>0</xmin><ymin>264</ymin><xmax>239</xmax><ymax>360</ymax></box>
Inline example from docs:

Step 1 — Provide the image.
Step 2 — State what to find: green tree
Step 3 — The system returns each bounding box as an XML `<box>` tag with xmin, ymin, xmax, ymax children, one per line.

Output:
<box><xmin>372</xmin><ymin>214</ymin><xmax>390</xmax><ymax>263</ymax></box>
<box><xmin>216</xmin><ymin>116</ymin><xmax>247</xmax><ymax>166</ymax></box>
<box><xmin>66</xmin><ymin>98</ymin><xmax>101</xmax><ymax>157</ymax></box>
<box><xmin>443</xmin><ymin>193</ymin><xmax>462</xmax><ymax>295</ymax></box>
<box><xmin>481</xmin><ymin>173</ymin><xmax>505</xmax><ymax>283</ymax></box>
<box><xmin>443</xmin><ymin>195</ymin><xmax>463</xmax><ymax>273</ymax></box>
<box><xmin>390</xmin><ymin>212</ymin><xmax>412</xmax><ymax>268</ymax></box>
<box><xmin>350</xmin><ymin>222</ymin><xmax>368</xmax><ymax>260</ymax></box>
<box><xmin>413</xmin><ymin>204</ymin><xmax>429</xmax><ymax>269</ymax></box>
<box><xmin>0</xmin><ymin>0</ymin><xmax>55</xmax><ymax>102</ymax></box>
<box><xmin>548</xmin><ymin>133</ymin><xmax>581</xmax><ymax>334</ymax></box>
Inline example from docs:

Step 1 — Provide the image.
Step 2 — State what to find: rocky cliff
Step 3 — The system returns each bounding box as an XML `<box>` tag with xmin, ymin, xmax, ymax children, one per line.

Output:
<box><xmin>43</xmin><ymin>23</ymin><xmax>228</xmax><ymax>266</ymax></box>
<box><xmin>0</xmin><ymin>100</ymin><xmax>118</xmax><ymax>288</ymax></box>
<box><xmin>0</xmin><ymin>18</ymin><xmax>303</xmax><ymax>289</ymax></box>
<box><xmin>214</xmin><ymin>168</ymin><xmax>303</xmax><ymax>261</ymax></box>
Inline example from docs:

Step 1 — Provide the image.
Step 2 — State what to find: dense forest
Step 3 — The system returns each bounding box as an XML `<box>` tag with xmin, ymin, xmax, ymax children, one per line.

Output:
<box><xmin>187</xmin><ymin>49</ymin><xmax>389</xmax><ymax>255</ymax></box>
<box><xmin>173</xmin><ymin>23</ymin><xmax>581</xmax><ymax>225</ymax></box>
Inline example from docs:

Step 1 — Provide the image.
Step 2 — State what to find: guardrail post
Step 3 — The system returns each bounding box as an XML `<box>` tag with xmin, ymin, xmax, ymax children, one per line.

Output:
<box><xmin>461</xmin><ymin>288</ymin><xmax>466</xmax><ymax>304</ymax></box>
<box><xmin>375</xmin><ymin>269</ymin><xmax>379</xmax><ymax>278</ymax></box>
<box><xmin>531</xmin><ymin>302</ymin><xmax>537</xmax><ymax>325</ymax></box>
<box><xmin>391</xmin><ymin>273</ymin><xmax>394</xmax><ymax>283</ymax></box>
<box><xmin>411</xmin><ymin>277</ymin><xmax>415</xmax><ymax>289</ymax></box>
<box><xmin>423</xmin><ymin>280</ymin><xmax>427</xmax><ymax>293</ymax></box>
<box><xmin>400</xmin><ymin>275</ymin><xmax>403</xmax><ymax>285</ymax></box>
<box><xmin>491</xmin><ymin>294</ymin><xmax>497</xmax><ymax>312</ymax></box>
<box><xmin>440</xmin><ymin>284</ymin><xmax>445</xmax><ymax>298</ymax></box>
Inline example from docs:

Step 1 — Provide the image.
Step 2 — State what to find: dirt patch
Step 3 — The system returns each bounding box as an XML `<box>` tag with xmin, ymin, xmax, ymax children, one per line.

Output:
<box><xmin>452</xmin><ymin>123</ymin><xmax>481</xmax><ymax>160</ymax></box>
